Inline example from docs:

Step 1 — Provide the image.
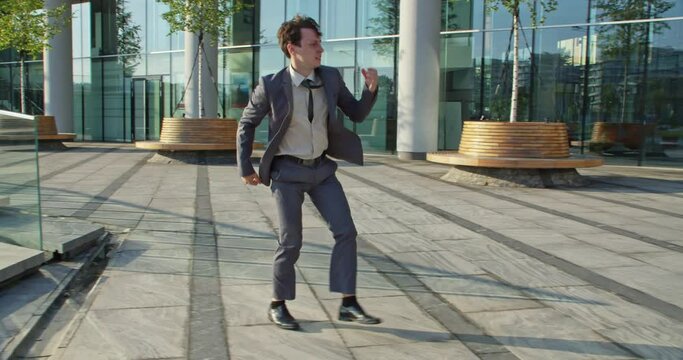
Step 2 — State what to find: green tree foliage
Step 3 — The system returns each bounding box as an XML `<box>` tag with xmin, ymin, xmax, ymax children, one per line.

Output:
<box><xmin>0</xmin><ymin>0</ymin><xmax>69</xmax><ymax>58</ymax></box>
<box><xmin>0</xmin><ymin>0</ymin><xmax>69</xmax><ymax>113</ymax></box>
<box><xmin>160</xmin><ymin>0</ymin><xmax>248</xmax><ymax>117</ymax></box>
<box><xmin>160</xmin><ymin>0</ymin><xmax>247</xmax><ymax>44</ymax></box>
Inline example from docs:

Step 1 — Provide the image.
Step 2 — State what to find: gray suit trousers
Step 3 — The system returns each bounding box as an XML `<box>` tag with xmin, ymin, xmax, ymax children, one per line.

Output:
<box><xmin>269</xmin><ymin>156</ymin><xmax>358</xmax><ymax>300</ymax></box>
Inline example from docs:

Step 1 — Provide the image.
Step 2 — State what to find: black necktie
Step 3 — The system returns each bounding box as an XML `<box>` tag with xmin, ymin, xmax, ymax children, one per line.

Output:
<box><xmin>301</xmin><ymin>79</ymin><xmax>322</xmax><ymax>122</ymax></box>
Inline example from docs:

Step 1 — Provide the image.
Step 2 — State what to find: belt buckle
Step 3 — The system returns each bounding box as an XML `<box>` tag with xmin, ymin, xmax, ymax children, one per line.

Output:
<box><xmin>301</xmin><ymin>158</ymin><xmax>315</xmax><ymax>166</ymax></box>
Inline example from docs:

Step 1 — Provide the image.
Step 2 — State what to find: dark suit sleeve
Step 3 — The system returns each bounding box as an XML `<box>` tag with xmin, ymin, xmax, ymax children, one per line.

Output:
<box><xmin>237</xmin><ymin>77</ymin><xmax>270</xmax><ymax>177</ymax></box>
<box><xmin>334</xmin><ymin>69</ymin><xmax>378</xmax><ymax>123</ymax></box>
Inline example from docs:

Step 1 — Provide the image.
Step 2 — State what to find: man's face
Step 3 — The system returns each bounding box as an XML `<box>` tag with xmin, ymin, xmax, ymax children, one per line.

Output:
<box><xmin>289</xmin><ymin>28</ymin><xmax>324</xmax><ymax>72</ymax></box>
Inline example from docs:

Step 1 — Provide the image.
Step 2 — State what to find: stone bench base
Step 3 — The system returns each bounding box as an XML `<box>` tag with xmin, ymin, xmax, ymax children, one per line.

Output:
<box><xmin>427</xmin><ymin>151</ymin><xmax>604</xmax><ymax>188</ymax></box>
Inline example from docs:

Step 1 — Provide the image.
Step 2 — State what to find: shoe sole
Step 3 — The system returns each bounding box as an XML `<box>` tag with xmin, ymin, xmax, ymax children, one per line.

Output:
<box><xmin>338</xmin><ymin>313</ymin><xmax>381</xmax><ymax>325</ymax></box>
<box><xmin>268</xmin><ymin>314</ymin><xmax>300</xmax><ymax>330</ymax></box>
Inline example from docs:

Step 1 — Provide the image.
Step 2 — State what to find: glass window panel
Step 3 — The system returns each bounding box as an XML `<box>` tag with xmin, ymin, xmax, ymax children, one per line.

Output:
<box><xmin>219</xmin><ymin>49</ymin><xmax>254</xmax><ymax>119</ymax></box>
<box><xmin>662</xmin><ymin>0</ymin><xmax>683</xmax><ymax>17</ymax></box>
<box><xmin>258</xmin><ymin>45</ymin><xmax>286</xmax><ymax>77</ymax></box>
<box><xmin>114</xmin><ymin>0</ymin><xmax>144</xmax><ymax>59</ymax></box>
<box><xmin>593</xmin><ymin>0</ymin><xmax>674</xmax><ymax>22</ymax></box>
<box><xmin>72</xmin><ymin>3</ymin><xmax>83</xmax><ymax>58</ymax></box>
<box><xmin>79</xmin><ymin>2</ymin><xmax>94</xmax><ymax>57</ymax></box>
<box><xmin>26</xmin><ymin>61</ymin><xmax>44</xmax><ymax>115</ymax></box>
<box><xmin>0</xmin><ymin>111</ymin><xmax>42</xmax><ymax>251</ymax></box>
<box><xmin>102</xmin><ymin>58</ymin><xmax>125</xmax><ymax>141</ymax></box>
<box><xmin>321</xmin><ymin>0</ymin><xmax>356</xmax><ymax>39</ymax></box>
<box><xmin>253</xmin><ymin>46</ymin><xmax>285</xmax><ymax>144</ymax></box>
<box><xmin>146</xmin><ymin>0</ymin><xmax>170</xmax><ymax>52</ymax></box>
<box><xmin>531</xmin><ymin>26</ymin><xmax>589</xmax><ymax>142</ymax></box>
<box><xmin>646</xmin><ymin>19</ymin><xmax>683</xmax><ymax>165</ymax></box>
<box><xmin>83</xmin><ymin>58</ymin><xmax>103</xmax><ymax>141</ymax></box>
<box><xmin>542</xmin><ymin>0</ymin><xmax>589</xmax><ymax>26</ymax></box>
<box><xmin>443</xmin><ymin>0</ymin><xmax>477</xmax><ymax>31</ymax></box>
<box><xmin>482</xmin><ymin>29</ymin><xmax>532</xmax><ymax>121</ymax></box>
<box><xmin>170</xmin><ymin>51</ymin><xmax>185</xmax><ymax>118</ymax></box>
<box><xmin>0</xmin><ymin>65</ymin><xmax>11</xmax><ymax>111</ymax></box>
<box><xmin>286</xmin><ymin>0</ymin><xmax>319</xmax><ymax>19</ymax></box>
<box><xmin>229</xmin><ymin>3</ymin><xmax>256</xmax><ymax>46</ymax></box>
<box><xmin>146</xmin><ymin>53</ymin><xmax>171</xmax><ymax>76</ymax></box>
<box><xmin>356</xmin><ymin>38</ymin><xmax>397</xmax><ymax>152</ymax></box>
<box><xmin>91</xmin><ymin>0</ymin><xmax>118</xmax><ymax>56</ymax></box>
<box><xmin>485</xmin><ymin>1</ymin><xmax>534</xmax><ymax>30</ymax></box>
<box><xmin>440</xmin><ymin>33</ymin><xmax>480</xmax><ymax>149</ymax></box>
<box><xmin>358</xmin><ymin>0</ymin><xmax>398</xmax><ymax>37</ymax></box>
<box><xmin>73</xmin><ymin>59</ymin><xmax>84</xmax><ymax>139</ymax></box>
<box><xmin>259</xmin><ymin>0</ymin><xmax>285</xmax><ymax>45</ymax></box>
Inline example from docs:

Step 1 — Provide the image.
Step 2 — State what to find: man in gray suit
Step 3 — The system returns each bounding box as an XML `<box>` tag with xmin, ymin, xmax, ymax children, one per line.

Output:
<box><xmin>237</xmin><ymin>15</ymin><xmax>381</xmax><ymax>330</ymax></box>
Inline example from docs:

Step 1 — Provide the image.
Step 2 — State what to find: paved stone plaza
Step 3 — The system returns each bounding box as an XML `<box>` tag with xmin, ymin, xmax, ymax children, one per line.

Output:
<box><xmin>2</xmin><ymin>143</ymin><xmax>683</xmax><ymax>359</ymax></box>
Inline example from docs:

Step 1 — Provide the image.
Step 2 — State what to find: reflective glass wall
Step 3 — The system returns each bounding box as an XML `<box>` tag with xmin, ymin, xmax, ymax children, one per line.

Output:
<box><xmin>0</xmin><ymin>0</ymin><xmax>682</xmax><ymax>166</ymax></box>
<box><xmin>0</xmin><ymin>110</ymin><xmax>43</xmax><ymax>251</ymax></box>
<box><xmin>439</xmin><ymin>0</ymin><xmax>683</xmax><ymax>166</ymax></box>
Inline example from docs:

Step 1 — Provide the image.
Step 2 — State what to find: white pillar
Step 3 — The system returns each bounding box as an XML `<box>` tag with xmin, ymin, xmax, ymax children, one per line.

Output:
<box><xmin>396</xmin><ymin>0</ymin><xmax>440</xmax><ymax>160</ymax></box>
<box><xmin>184</xmin><ymin>31</ymin><xmax>199</xmax><ymax>118</ymax></box>
<box><xmin>44</xmin><ymin>0</ymin><xmax>73</xmax><ymax>133</ymax></box>
<box><xmin>184</xmin><ymin>32</ymin><xmax>218</xmax><ymax>118</ymax></box>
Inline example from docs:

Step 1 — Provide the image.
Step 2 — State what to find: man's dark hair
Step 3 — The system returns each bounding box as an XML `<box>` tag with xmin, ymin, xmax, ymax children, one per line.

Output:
<box><xmin>277</xmin><ymin>15</ymin><xmax>322</xmax><ymax>58</ymax></box>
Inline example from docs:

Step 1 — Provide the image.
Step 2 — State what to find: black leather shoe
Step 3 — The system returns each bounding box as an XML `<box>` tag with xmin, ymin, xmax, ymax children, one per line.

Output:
<box><xmin>339</xmin><ymin>303</ymin><xmax>381</xmax><ymax>324</ymax></box>
<box><xmin>268</xmin><ymin>303</ymin><xmax>300</xmax><ymax>330</ymax></box>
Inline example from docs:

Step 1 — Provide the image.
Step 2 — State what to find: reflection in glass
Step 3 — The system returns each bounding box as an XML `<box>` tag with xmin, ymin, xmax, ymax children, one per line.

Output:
<box><xmin>440</xmin><ymin>33</ymin><xmax>478</xmax><ymax>149</ymax></box>
<box><xmin>219</xmin><ymin>49</ymin><xmax>254</xmax><ymax>119</ymax></box>
<box><xmin>322</xmin><ymin>0</ymin><xmax>356</xmax><ymax>39</ymax></box>
<box><xmin>286</xmin><ymin>0</ymin><xmax>319</xmax><ymax>19</ymax></box>
<box><xmin>0</xmin><ymin>111</ymin><xmax>42</xmax><ymax>251</ymax></box>
<box><xmin>354</xmin><ymin>39</ymin><xmax>397</xmax><ymax>152</ymax></box>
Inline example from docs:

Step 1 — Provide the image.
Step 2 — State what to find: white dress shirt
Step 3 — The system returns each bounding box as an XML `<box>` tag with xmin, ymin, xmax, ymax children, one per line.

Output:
<box><xmin>275</xmin><ymin>66</ymin><xmax>329</xmax><ymax>159</ymax></box>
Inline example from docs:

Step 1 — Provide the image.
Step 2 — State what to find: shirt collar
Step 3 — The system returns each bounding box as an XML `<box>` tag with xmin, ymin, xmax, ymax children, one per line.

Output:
<box><xmin>288</xmin><ymin>65</ymin><xmax>317</xmax><ymax>87</ymax></box>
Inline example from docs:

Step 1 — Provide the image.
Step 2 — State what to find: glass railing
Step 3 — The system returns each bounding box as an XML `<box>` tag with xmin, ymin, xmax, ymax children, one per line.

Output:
<box><xmin>0</xmin><ymin>110</ymin><xmax>42</xmax><ymax>250</ymax></box>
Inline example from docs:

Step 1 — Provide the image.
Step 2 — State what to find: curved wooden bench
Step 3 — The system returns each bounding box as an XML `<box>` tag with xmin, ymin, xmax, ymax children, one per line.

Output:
<box><xmin>428</xmin><ymin>121</ymin><xmax>603</xmax><ymax>187</ymax></box>
<box><xmin>430</xmin><ymin>121</ymin><xmax>602</xmax><ymax>168</ymax></box>
<box><xmin>590</xmin><ymin>122</ymin><xmax>655</xmax><ymax>151</ymax></box>
<box><xmin>459</xmin><ymin>121</ymin><xmax>569</xmax><ymax>158</ymax></box>
<box><xmin>135</xmin><ymin>118</ymin><xmax>237</xmax><ymax>150</ymax></box>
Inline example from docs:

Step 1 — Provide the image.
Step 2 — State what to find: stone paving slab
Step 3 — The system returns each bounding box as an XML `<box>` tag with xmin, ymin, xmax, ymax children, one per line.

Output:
<box><xmin>0</xmin><ymin>243</ymin><xmax>44</xmax><ymax>285</ymax></box>
<box><xmin>5</xmin><ymin>146</ymin><xmax>683</xmax><ymax>359</ymax></box>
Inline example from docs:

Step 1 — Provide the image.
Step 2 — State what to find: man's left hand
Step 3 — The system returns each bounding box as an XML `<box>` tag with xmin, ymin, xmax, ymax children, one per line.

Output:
<box><xmin>361</xmin><ymin>68</ymin><xmax>378</xmax><ymax>93</ymax></box>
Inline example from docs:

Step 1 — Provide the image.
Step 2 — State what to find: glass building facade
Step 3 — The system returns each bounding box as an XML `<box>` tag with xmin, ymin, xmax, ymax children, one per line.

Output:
<box><xmin>1</xmin><ymin>0</ymin><xmax>682</xmax><ymax>166</ymax></box>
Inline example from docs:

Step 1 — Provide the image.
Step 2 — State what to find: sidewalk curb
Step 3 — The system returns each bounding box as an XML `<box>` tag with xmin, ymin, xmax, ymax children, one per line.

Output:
<box><xmin>0</xmin><ymin>232</ymin><xmax>110</xmax><ymax>360</ymax></box>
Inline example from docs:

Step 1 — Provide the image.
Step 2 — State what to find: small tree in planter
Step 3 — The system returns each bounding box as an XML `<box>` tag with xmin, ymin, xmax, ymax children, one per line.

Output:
<box><xmin>0</xmin><ymin>0</ymin><xmax>69</xmax><ymax>114</ymax></box>
<box><xmin>487</xmin><ymin>0</ymin><xmax>557</xmax><ymax>122</ymax></box>
<box><xmin>431</xmin><ymin>1</ymin><xmax>604</xmax><ymax>188</ymax></box>
<box><xmin>161</xmin><ymin>0</ymin><xmax>247</xmax><ymax>118</ymax></box>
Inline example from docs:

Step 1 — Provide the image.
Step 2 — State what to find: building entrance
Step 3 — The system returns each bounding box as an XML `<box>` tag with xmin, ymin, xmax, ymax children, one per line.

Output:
<box><xmin>130</xmin><ymin>76</ymin><xmax>165</xmax><ymax>142</ymax></box>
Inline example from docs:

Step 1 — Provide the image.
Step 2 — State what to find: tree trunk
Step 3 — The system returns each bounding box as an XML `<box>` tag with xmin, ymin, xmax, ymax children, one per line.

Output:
<box><xmin>19</xmin><ymin>54</ymin><xmax>26</xmax><ymax>114</ymax></box>
<box><xmin>510</xmin><ymin>7</ymin><xmax>520</xmax><ymax>122</ymax></box>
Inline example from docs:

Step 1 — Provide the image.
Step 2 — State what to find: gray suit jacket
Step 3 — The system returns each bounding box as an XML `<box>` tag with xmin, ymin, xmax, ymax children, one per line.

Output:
<box><xmin>237</xmin><ymin>65</ymin><xmax>377</xmax><ymax>186</ymax></box>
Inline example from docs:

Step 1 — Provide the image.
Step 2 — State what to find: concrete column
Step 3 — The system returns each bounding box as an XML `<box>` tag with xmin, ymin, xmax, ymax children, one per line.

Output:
<box><xmin>44</xmin><ymin>0</ymin><xmax>73</xmax><ymax>133</ymax></box>
<box><xmin>396</xmin><ymin>0</ymin><xmax>441</xmax><ymax>160</ymax></box>
<box><xmin>184</xmin><ymin>32</ymin><xmax>199</xmax><ymax>118</ymax></box>
<box><xmin>184</xmin><ymin>32</ymin><xmax>218</xmax><ymax>118</ymax></box>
